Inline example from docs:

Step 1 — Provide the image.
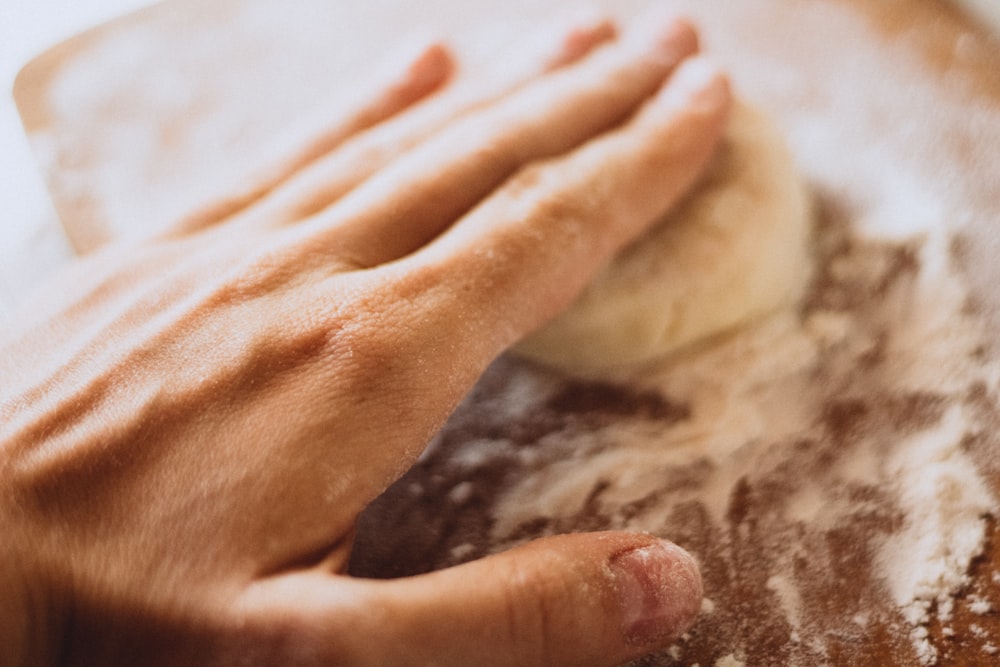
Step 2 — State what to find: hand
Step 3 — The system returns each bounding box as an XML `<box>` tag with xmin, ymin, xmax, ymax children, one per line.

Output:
<box><xmin>0</xmin><ymin>16</ymin><xmax>730</xmax><ymax>666</ymax></box>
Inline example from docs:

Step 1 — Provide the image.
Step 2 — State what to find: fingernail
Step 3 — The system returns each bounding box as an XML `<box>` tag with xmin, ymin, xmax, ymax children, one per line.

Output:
<box><xmin>610</xmin><ymin>540</ymin><xmax>703</xmax><ymax>647</ymax></box>
<box><xmin>628</xmin><ymin>14</ymin><xmax>698</xmax><ymax>64</ymax></box>
<box><xmin>408</xmin><ymin>43</ymin><xmax>454</xmax><ymax>85</ymax></box>
<box><xmin>564</xmin><ymin>18</ymin><xmax>617</xmax><ymax>55</ymax></box>
<box><xmin>655</xmin><ymin>17</ymin><xmax>699</xmax><ymax>60</ymax></box>
<box><xmin>548</xmin><ymin>18</ymin><xmax>617</xmax><ymax>70</ymax></box>
<box><xmin>662</xmin><ymin>56</ymin><xmax>731</xmax><ymax>109</ymax></box>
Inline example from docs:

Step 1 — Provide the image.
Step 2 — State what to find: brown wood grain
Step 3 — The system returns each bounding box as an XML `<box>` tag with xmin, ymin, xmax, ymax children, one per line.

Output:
<box><xmin>13</xmin><ymin>1</ymin><xmax>1000</xmax><ymax>664</ymax></box>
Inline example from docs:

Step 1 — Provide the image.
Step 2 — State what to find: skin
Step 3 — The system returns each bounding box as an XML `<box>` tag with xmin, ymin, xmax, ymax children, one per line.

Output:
<box><xmin>0</xmin><ymin>17</ymin><xmax>730</xmax><ymax>667</ymax></box>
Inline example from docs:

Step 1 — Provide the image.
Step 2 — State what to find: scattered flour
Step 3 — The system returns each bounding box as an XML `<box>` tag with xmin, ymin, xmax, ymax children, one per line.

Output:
<box><xmin>429</xmin><ymin>5</ymin><xmax>1000</xmax><ymax>661</ymax></box>
<box><xmin>26</xmin><ymin>0</ymin><xmax>1000</xmax><ymax>664</ymax></box>
<box><xmin>878</xmin><ymin>405</ymin><xmax>995</xmax><ymax>661</ymax></box>
<box><xmin>969</xmin><ymin>595</ymin><xmax>993</xmax><ymax>615</ymax></box>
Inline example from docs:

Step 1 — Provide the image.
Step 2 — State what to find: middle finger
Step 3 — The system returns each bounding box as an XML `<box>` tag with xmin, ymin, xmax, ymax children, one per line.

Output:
<box><xmin>310</xmin><ymin>17</ymin><xmax>699</xmax><ymax>269</ymax></box>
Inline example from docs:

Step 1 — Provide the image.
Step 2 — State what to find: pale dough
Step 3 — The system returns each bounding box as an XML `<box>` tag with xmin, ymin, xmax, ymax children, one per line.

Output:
<box><xmin>513</xmin><ymin>101</ymin><xmax>813</xmax><ymax>375</ymax></box>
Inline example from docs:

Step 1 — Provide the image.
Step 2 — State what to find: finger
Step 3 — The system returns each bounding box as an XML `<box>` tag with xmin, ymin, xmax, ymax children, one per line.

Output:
<box><xmin>310</xmin><ymin>18</ymin><xmax>700</xmax><ymax>269</ymax></box>
<box><xmin>262</xmin><ymin>56</ymin><xmax>728</xmax><ymax>525</ymax></box>
<box><xmin>229</xmin><ymin>18</ymin><xmax>620</xmax><ymax>230</ymax></box>
<box><xmin>545</xmin><ymin>18</ymin><xmax>618</xmax><ymax>70</ymax></box>
<box><xmin>234</xmin><ymin>532</ymin><xmax>703</xmax><ymax>666</ymax></box>
<box><xmin>393</xmin><ymin>55</ymin><xmax>731</xmax><ymax>368</ymax></box>
<box><xmin>162</xmin><ymin>42</ymin><xmax>454</xmax><ymax>238</ymax></box>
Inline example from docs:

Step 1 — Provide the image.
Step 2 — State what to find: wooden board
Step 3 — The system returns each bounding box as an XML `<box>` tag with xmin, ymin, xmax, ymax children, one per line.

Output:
<box><xmin>15</xmin><ymin>1</ymin><xmax>1000</xmax><ymax>664</ymax></box>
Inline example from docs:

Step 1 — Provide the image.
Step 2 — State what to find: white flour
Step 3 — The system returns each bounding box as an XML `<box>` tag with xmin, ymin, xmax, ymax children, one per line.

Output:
<box><xmin>386</xmin><ymin>6</ymin><xmax>1000</xmax><ymax>664</ymax></box>
<box><xmin>477</xmin><ymin>209</ymin><xmax>999</xmax><ymax>664</ymax></box>
<box><xmin>23</xmin><ymin>0</ymin><xmax>1000</xmax><ymax>663</ymax></box>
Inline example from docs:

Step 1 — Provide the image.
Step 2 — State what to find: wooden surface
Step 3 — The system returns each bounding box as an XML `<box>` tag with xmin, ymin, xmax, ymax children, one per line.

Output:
<box><xmin>14</xmin><ymin>1</ymin><xmax>1000</xmax><ymax>664</ymax></box>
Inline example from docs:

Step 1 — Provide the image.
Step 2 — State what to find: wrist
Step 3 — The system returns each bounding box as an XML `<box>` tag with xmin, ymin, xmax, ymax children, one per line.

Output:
<box><xmin>0</xmin><ymin>503</ymin><xmax>56</xmax><ymax>667</ymax></box>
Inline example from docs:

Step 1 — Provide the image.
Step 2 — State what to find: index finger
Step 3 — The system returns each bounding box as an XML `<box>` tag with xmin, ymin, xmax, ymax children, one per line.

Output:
<box><xmin>385</xmin><ymin>56</ymin><xmax>732</xmax><ymax>374</ymax></box>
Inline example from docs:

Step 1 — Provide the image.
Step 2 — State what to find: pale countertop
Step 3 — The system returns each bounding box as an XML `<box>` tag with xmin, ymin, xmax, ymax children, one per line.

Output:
<box><xmin>2</xmin><ymin>0</ymin><xmax>998</xmax><ymax>323</ymax></box>
<box><xmin>0</xmin><ymin>0</ymin><xmax>155</xmax><ymax>321</ymax></box>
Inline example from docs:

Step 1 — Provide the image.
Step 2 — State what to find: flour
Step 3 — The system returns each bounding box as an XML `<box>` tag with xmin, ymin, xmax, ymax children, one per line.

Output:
<box><xmin>474</xmin><ymin>196</ymin><xmax>998</xmax><ymax>664</ymax></box>
<box><xmin>25</xmin><ymin>0</ymin><xmax>1000</xmax><ymax>663</ymax></box>
<box><xmin>968</xmin><ymin>595</ymin><xmax>992</xmax><ymax>615</ymax></box>
<box><xmin>354</xmin><ymin>5</ymin><xmax>1000</xmax><ymax>663</ymax></box>
<box><xmin>359</xmin><ymin>163</ymin><xmax>1000</xmax><ymax>663</ymax></box>
<box><xmin>877</xmin><ymin>405</ymin><xmax>995</xmax><ymax>663</ymax></box>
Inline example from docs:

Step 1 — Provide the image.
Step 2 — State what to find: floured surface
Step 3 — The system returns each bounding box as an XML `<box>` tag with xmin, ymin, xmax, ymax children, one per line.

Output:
<box><xmin>15</xmin><ymin>0</ymin><xmax>1000</xmax><ymax>664</ymax></box>
<box><xmin>355</xmin><ymin>194</ymin><xmax>1000</xmax><ymax>665</ymax></box>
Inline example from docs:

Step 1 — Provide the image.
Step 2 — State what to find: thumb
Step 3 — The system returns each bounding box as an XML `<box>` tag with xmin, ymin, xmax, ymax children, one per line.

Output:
<box><xmin>236</xmin><ymin>532</ymin><xmax>703</xmax><ymax>666</ymax></box>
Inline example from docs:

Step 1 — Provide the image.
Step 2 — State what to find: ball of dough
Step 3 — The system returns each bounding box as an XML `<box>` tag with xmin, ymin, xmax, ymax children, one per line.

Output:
<box><xmin>513</xmin><ymin>101</ymin><xmax>813</xmax><ymax>375</ymax></box>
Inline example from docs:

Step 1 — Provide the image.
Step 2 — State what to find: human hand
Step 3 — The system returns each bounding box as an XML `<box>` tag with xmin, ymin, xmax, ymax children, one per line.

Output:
<box><xmin>0</xmin><ymin>17</ymin><xmax>730</xmax><ymax>666</ymax></box>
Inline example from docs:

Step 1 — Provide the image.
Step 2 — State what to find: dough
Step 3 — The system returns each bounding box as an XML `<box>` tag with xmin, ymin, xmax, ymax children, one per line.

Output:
<box><xmin>513</xmin><ymin>101</ymin><xmax>813</xmax><ymax>375</ymax></box>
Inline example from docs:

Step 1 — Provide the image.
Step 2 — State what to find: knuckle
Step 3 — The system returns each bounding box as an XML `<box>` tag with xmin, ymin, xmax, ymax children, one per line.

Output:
<box><xmin>468</xmin><ymin>132</ymin><xmax>522</xmax><ymax>174</ymax></box>
<box><xmin>209</xmin><ymin>240</ymin><xmax>305</xmax><ymax>305</ymax></box>
<box><xmin>524</xmin><ymin>178</ymin><xmax>603</xmax><ymax>253</ymax></box>
<box><xmin>500</xmin><ymin>559</ymin><xmax>577</xmax><ymax>666</ymax></box>
<box><xmin>535</xmin><ymin>185</ymin><xmax>596</xmax><ymax>226</ymax></box>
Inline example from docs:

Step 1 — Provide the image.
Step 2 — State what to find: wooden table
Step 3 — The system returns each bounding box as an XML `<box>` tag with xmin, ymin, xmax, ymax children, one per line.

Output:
<box><xmin>15</xmin><ymin>1</ymin><xmax>1000</xmax><ymax>663</ymax></box>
